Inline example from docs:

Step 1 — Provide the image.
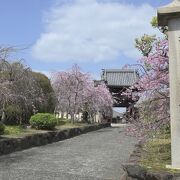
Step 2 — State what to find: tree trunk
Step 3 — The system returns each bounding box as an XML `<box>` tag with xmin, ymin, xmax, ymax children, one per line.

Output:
<box><xmin>61</xmin><ymin>112</ymin><xmax>64</xmax><ymax>119</ymax></box>
<box><xmin>1</xmin><ymin>103</ymin><xmax>5</xmax><ymax>123</ymax></box>
<box><xmin>71</xmin><ymin>113</ymin><xmax>75</xmax><ymax>124</ymax></box>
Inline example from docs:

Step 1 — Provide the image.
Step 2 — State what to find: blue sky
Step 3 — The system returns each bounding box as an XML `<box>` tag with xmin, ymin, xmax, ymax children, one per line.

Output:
<box><xmin>0</xmin><ymin>0</ymin><xmax>171</xmax><ymax>79</ymax></box>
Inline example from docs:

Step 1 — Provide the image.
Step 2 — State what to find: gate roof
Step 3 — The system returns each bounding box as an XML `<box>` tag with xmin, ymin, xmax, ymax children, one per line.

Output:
<box><xmin>101</xmin><ymin>69</ymin><xmax>138</xmax><ymax>87</ymax></box>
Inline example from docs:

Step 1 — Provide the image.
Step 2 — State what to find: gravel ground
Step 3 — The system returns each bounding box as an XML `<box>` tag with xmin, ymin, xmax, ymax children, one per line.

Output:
<box><xmin>0</xmin><ymin>125</ymin><xmax>137</xmax><ymax>180</ymax></box>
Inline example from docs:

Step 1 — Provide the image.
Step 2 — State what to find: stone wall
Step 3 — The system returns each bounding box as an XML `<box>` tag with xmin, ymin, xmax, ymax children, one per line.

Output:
<box><xmin>121</xmin><ymin>143</ymin><xmax>180</xmax><ymax>180</ymax></box>
<box><xmin>0</xmin><ymin>123</ymin><xmax>110</xmax><ymax>156</ymax></box>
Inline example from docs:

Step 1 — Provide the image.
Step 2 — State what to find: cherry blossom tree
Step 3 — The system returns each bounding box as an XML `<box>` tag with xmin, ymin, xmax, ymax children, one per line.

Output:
<box><xmin>82</xmin><ymin>83</ymin><xmax>113</xmax><ymax>123</ymax></box>
<box><xmin>124</xmin><ymin>36</ymin><xmax>169</xmax><ymax>140</ymax></box>
<box><xmin>52</xmin><ymin>65</ymin><xmax>113</xmax><ymax>123</ymax></box>
<box><xmin>118</xmin><ymin>17</ymin><xmax>170</xmax><ymax>139</ymax></box>
<box><xmin>0</xmin><ymin>47</ymin><xmax>44</xmax><ymax>124</ymax></box>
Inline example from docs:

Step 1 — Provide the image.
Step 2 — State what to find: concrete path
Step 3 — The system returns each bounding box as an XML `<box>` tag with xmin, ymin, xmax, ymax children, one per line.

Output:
<box><xmin>0</xmin><ymin>125</ymin><xmax>137</xmax><ymax>180</ymax></box>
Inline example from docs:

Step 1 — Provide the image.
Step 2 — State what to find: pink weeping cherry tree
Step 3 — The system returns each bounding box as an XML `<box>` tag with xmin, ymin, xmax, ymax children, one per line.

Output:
<box><xmin>124</xmin><ymin>37</ymin><xmax>169</xmax><ymax>140</ymax></box>
<box><xmin>52</xmin><ymin>65</ymin><xmax>113</xmax><ymax>123</ymax></box>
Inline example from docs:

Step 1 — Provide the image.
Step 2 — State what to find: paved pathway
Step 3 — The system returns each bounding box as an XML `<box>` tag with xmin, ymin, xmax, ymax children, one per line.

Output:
<box><xmin>0</xmin><ymin>125</ymin><xmax>137</xmax><ymax>180</ymax></box>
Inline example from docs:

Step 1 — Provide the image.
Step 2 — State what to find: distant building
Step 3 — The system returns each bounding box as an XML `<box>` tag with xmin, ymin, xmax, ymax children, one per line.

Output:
<box><xmin>101</xmin><ymin>69</ymin><xmax>138</xmax><ymax>88</ymax></box>
<box><xmin>101</xmin><ymin>69</ymin><xmax>139</xmax><ymax>107</ymax></box>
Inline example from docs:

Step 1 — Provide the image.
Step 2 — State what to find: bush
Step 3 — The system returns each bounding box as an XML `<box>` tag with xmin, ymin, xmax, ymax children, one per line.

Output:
<box><xmin>30</xmin><ymin>113</ymin><xmax>57</xmax><ymax>130</ymax></box>
<box><xmin>0</xmin><ymin>122</ymin><xmax>5</xmax><ymax>135</ymax></box>
<box><xmin>4</xmin><ymin>105</ymin><xmax>22</xmax><ymax>125</ymax></box>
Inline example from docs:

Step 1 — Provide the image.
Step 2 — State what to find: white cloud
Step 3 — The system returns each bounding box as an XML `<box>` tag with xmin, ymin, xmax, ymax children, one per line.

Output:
<box><xmin>32</xmin><ymin>0</ymin><xmax>160</xmax><ymax>63</ymax></box>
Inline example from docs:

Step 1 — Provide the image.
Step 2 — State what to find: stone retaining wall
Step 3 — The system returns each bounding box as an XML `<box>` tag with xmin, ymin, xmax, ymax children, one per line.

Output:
<box><xmin>122</xmin><ymin>143</ymin><xmax>180</xmax><ymax>180</ymax></box>
<box><xmin>0</xmin><ymin>123</ymin><xmax>110</xmax><ymax>156</ymax></box>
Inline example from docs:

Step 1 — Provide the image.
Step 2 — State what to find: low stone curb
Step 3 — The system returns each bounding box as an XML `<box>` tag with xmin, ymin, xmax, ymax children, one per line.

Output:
<box><xmin>122</xmin><ymin>143</ymin><xmax>180</xmax><ymax>180</ymax></box>
<box><xmin>0</xmin><ymin>123</ymin><xmax>110</xmax><ymax>156</ymax></box>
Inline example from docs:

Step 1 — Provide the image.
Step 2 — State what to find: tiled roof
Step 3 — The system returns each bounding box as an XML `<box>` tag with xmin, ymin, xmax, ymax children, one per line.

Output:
<box><xmin>101</xmin><ymin>69</ymin><xmax>138</xmax><ymax>87</ymax></box>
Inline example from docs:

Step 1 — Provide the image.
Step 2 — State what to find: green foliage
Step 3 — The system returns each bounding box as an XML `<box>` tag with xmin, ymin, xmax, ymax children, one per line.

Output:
<box><xmin>151</xmin><ymin>16</ymin><xmax>158</xmax><ymax>28</ymax></box>
<box><xmin>57</xmin><ymin>119</ymin><xmax>67</xmax><ymax>126</ymax></box>
<box><xmin>33</xmin><ymin>72</ymin><xmax>53</xmax><ymax>94</ymax></box>
<box><xmin>58</xmin><ymin>121</ymin><xmax>66</xmax><ymax>126</ymax></box>
<box><xmin>0</xmin><ymin>122</ymin><xmax>5</xmax><ymax>135</ymax></box>
<box><xmin>141</xmin><ymin>134</ymin><xmax>171</xmax><ymax>171</ymax></box>
<box><xmin>135</xmin><ymin>34</ymin><xmax>156</xmax><ymax>57</ymax></box>
<box><xmin>56</xmin><ymin>121</ymin><xmax>88</xmax><ymax>130</ymax></box>
<box><xmin>135</xmin><ymin>16</ymin><xmax>169</xmax><ymax>57</ymax></box>
<box><xmin>4</xmin><ymin>105</ymin><xmax>22</xmax><ymax>125</ymax></box>
<box><xmin>30</xmin><ymin>113</ymin><xmax>57</xmax><ymax>130</ymax></box>
<box><xmin>4</xmin><ymin>125</ymin><xmax>24</xmax><ymax>135</ymax></box>
<box><xmin>32</xmin><ymin>72</ymin><xmax>56</xmax><ymax>113</ymax></box>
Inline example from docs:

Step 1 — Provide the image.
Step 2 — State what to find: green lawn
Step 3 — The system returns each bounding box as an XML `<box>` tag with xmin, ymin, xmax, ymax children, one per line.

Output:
<box><xmin>56</xmin><ymin>120</ymin><xmax>89</xmax><ymax>130</ymax></box>
<box><xmin>4</xmin><ymin>125</ymin><xmax>46</xmax><ymax>137</ymax></box>
<box><xmin>139</xmin><ymin>133</ymin><xmax>180</xmax><ymax>173</ymax></box>
<box><xmin>3</xmin><ymin>120</ymin><xmax>89</xmax><ymax>137</ymax></box>
<box><xmin>140</xmin><ymin>136</ymin><xmax>171</xmax><ymax>170</ymax></box>
<box><xmin>5</xmin><ymin>125</ymin><xmax>24</xmax><ymax>135</ymax></box>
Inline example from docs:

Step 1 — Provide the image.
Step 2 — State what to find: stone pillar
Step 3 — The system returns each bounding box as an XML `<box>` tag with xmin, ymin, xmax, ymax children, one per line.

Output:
<box><xmin>158</xmin><ymin>0</ymin><xmax>180</xmax><ymax>169</ymax></box>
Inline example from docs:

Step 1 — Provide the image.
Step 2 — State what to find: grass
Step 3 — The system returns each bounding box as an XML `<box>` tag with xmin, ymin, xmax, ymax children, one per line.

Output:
<box><xmin>3</xmin><ymin>119</ymin><xmax>89</xmax><ymax>137</ymax></box>
<box><xmin>5</xmin><ymin>125</ymin><xmax>24</xmax><ymax>135</ymax></box>
<box><xmin>140</xmin><ymin>133</ymin><xmax>180</xmax><ymax>173</ymax></box>
<box><xmin>3</xmin><ymin>125</ymin><xmax>45</xmax><ymax>138</ymax></box>
<box><xmin>57</xmin><ymin>118</ymin><xmax>71</xmax><ymax>126</ymax></box>
<box><xmin>56</xmin><ymin>120</ymin><xmax>89</xmax><ymax>130</ymax></box>
<box><xmin>140</xmin><ymin>136</ymin><xmax>171</xmax><ymax>171</ymax></box>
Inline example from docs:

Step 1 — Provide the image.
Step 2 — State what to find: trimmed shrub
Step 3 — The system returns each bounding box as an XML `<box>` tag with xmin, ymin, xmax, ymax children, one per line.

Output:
<box><xmin>0</xmin><ymin>122</ymin><xmax>5</xmax><ymax>135</ymax></box>
<box><xmin>30</xmin><ymin>113</ymin><xmax>57</xmax><ymax>130</ymax></box>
